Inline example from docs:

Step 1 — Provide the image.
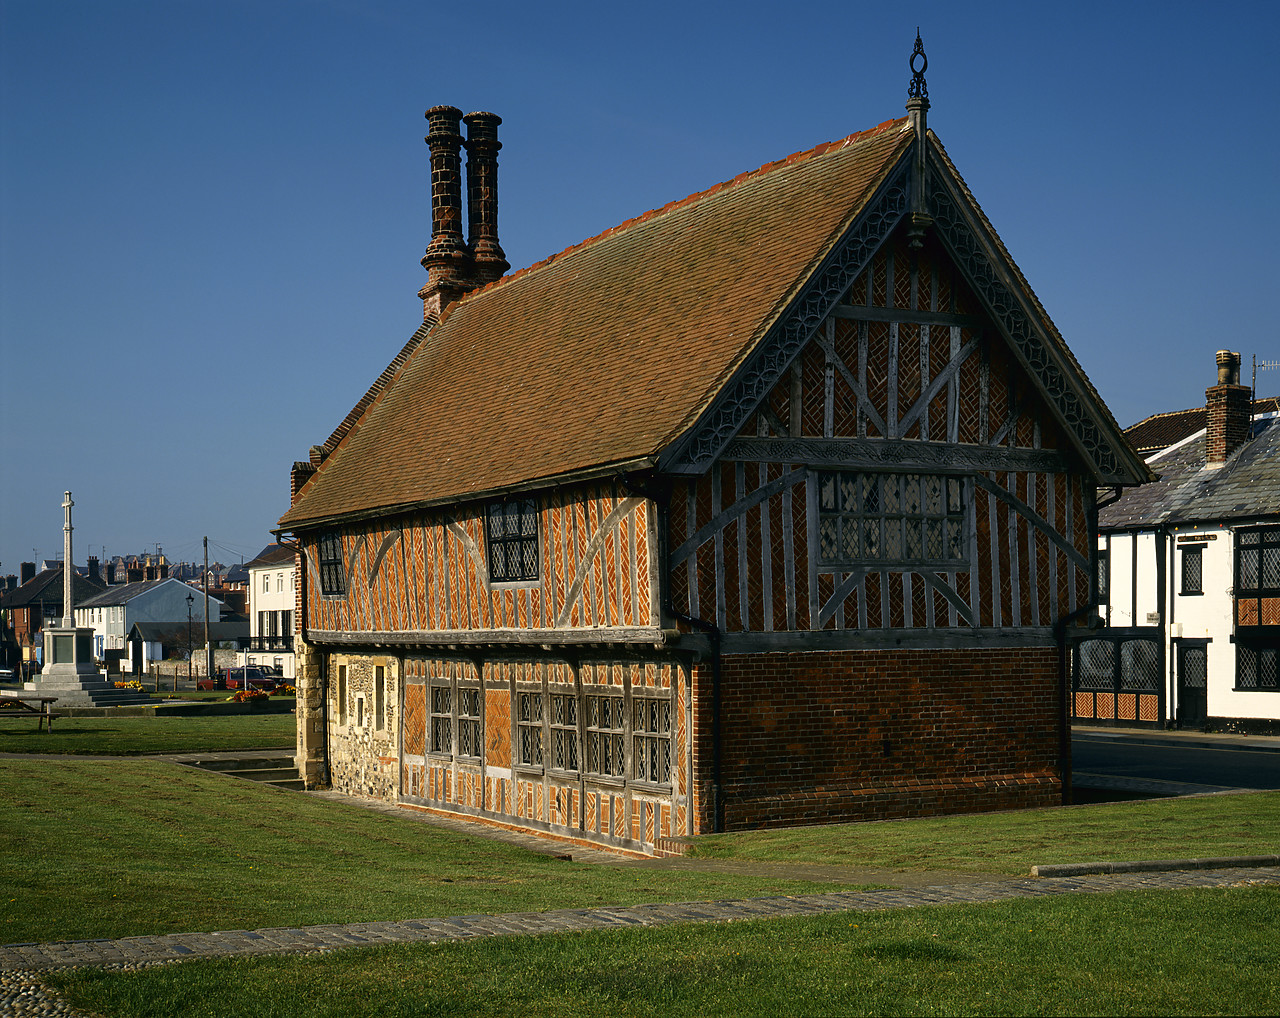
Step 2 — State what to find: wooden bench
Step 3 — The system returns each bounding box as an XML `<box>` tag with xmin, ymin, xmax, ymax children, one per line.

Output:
<box><xmin>0</xmin><ymin>693</ymin><xmax>63</xmax><ymax>731</ymax></box>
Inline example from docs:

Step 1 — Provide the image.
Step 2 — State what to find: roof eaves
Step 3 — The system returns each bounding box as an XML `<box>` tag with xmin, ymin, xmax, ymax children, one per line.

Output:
<box><xmin>289</xmin><ymin>319</ymin><xmax>436</xmax><ymax>515</ymax></box>
<box><xmin>277</xmin><ymin>455</ymin><xmax>658</xmax><ymax>535</ymax></box>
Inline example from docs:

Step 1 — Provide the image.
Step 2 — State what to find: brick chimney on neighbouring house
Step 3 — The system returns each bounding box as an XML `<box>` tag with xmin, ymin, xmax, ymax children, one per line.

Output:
<box><xmin>20</xmin><ymin>562</ymin><xmax>35</xmax><ymax>585</ymax></box>
<box><xmin>419</xmin><ymin>105</ymin><xmax>507</xmax><ymax>318</ymax></box>
<box><xmin>88</xmin><ymin>556</ymin><xmax>100</xmax><ymax>583</ymax></box>
<box><xmin>1206</xmin><ymin>349</ymin><xmax>1251</xmax><ymax>466</ymax></box>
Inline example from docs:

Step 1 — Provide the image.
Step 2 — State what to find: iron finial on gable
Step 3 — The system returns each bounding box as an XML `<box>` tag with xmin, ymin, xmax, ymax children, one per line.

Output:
<box><xmin>906</xmin><ymin>30</ymin><xmax>932</xmax><ymax>249</ymax></box>
<box><xmin>908</xmin><ymin>28</ymin><xmax>929</xmax><ymax>101</ymax></box>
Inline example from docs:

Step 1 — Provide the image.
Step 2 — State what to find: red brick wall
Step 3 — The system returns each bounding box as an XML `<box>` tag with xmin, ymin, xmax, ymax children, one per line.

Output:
<box><xmin>694</xmin><ymin>646</ymin><xmax>1061</xmax><ymax>831</ymax></box>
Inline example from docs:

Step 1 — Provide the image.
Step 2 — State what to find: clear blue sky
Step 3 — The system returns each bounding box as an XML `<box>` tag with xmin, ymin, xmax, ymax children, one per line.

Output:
<box><xmin>1</xmin><ymin>0</ymin><xmax>1277</xmax><ymax>574</ymax></box>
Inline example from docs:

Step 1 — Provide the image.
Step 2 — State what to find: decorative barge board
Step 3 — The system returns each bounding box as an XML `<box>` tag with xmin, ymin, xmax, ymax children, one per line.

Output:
<box><xmin>278</xmin><ymin>46</ymin><xmax>1150</xmax><ymax>855</ymax></box>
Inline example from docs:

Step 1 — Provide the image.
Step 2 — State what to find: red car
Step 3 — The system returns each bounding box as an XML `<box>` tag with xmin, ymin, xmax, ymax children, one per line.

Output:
<box><xmin>198</xmin><ymin>667</ymin><xmax>277</xmax><ymax>691</ymax></box>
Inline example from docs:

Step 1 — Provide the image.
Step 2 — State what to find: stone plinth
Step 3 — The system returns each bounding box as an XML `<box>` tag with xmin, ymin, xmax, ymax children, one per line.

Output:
<box><xmin>29</xmin><ymin>625</ymin><xmax>151</xmax><ymax>705</ymax></box>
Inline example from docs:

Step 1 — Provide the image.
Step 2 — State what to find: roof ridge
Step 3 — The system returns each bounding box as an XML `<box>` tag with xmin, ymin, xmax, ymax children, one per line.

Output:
<box><xmin>444</xmin><ymin>117</ymin><xmax>907</xmax><ymax>311</ymax></box>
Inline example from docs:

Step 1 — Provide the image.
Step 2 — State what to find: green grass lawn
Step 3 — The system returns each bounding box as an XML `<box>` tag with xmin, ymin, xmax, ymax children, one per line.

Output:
<box><xmin>3</xmin><ymin>752</ymin><xmax>1278</xmax><ymax>947</ymax></box>
<box><xmin>47</xmin><ymin>885</ymin><xmax>1280</xmax><ymax>1017</ymax></box>
<box><xmin>688</xmin><ymin>791</ymin><xmax>1280</xmax><ymax>874</ymax></box>
<box><xmin>0</xmin><ymin>757</ymin><xmax>879</xmax><ymax>944</ymax></box>
<box><xmin>0</xmin><ymin>712</ymin><xmax>295</xmax><ymax>754</ymax></box>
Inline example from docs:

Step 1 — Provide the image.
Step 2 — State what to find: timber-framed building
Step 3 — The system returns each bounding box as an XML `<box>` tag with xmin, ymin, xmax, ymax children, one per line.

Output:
<box><xmin>278</xmin><ymin>48</ymin><xmax>1150</xmax><ymax>854</ymax></box>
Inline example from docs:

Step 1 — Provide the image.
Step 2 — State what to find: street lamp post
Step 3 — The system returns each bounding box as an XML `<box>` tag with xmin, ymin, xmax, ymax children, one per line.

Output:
<box><xmin>186</xmin><ymin>593</ymin><xmax>194</xmax><ymax>687</ymax></box>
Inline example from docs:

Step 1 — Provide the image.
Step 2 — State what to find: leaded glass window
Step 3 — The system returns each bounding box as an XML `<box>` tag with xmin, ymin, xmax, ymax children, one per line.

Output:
<box><xmin>817</xmin><ymin>472</ymin><xmax>967</xmax><ymax>568</ymax></box>
<box><xmin>632</xmin><ymin>697</ymin><xmax>672</xmax><ymax>785</ymax></box>
<box><xmin>1181</xmin><ymin>646</ymin><xmax>1207</xmax><ymax>689</ymax></box>
<box><xmin>457</xmin><ymin>688</ymin><xmax>481</xmax><ymax>758</ymax></box>
<box><xmin>585</xmin><ymin>694</ymin><xmax>625</xmax><ymax>777</ymax></box>
<box><xmin>1238</xmin><ymin>644</ymin><xmax>1280</xmax><ymax>690</ymax></box>
<box><xmin>1237</xmin><ymin>526</ymin><xmax>1280</xmax><ymax>594</ymax></box>
<box><xmin>1181</xmin><ymin>545</ymin><xmax>1203</xmax><ymax>595</ymax></box>
<box><xmin>551</xmin><ymin>693</ymin><xmax>579</xmax><ymax>772</ymax></box>
<box><xmin>318</xmin><ymin>531</ymin><xmax>346</xmax><ymax>596</ymax></box>
<box><xmin>486</xmin><ymin>499</ymin><xmax>540</xmax><ymax>583</ymax></box>
<box><xmin>517</xmin><ymin>691</ymin><xmax>543</xmax><ymax>767</ymax></box>
<box><xmin>429</xmin><ymin>685</ymin><xmax>451</xmax><ymax>753</ymax></box>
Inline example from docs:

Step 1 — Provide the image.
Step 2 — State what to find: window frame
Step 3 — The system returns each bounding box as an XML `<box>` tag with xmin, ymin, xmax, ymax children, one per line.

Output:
<box><xmin>428</xmin><ymin>677</ymin><xmax>483</xmax><ymax>760</ymax></box>
<box><xmin>549</xmin><ymin>689</ymin><xmax>580</xmax><ymax>775</ymax></box>
<box><xmin>584</xmin><ymin>693</ymin><xmax>626</xmax><ymax>780</ymax></box>
<box><xmin>816</xmin><ymin>471</ymin><xmax>969</xmax><ymax>570</ymax></box>
<box><xmin>1236</xmin><ymin>526</ymin><xmax>1280</xmax><ymax>596</ymax></box>
<box><xmin>516</xmin><ymin>689</ymin><xmax>544</xmax><ymax>768</ymax></box>
<box><xmin>485</xmin><ymin>499</ymin><xmax>540</xmax><ymax>585</ymax></box>
<box><xmin>1235</xmin><ymin>639</ymin><xmax>1280</xmax><ymax>691</ymax></box>
<box><xmin>1180</xmin><ymin>543</ymin><xmax>1204</xmax><ymax>596</ymax></box>
<box><xmin>632</xmin><ymin>695</ymin><xmax>673</xmax><ymax>787</ymax></box>
<box><xmin>317</xmin><ymin>532</ymin><xmax>347</xmax><ymax>597</ymax></box>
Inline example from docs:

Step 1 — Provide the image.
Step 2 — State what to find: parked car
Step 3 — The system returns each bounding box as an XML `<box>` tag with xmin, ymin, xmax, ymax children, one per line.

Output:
<box><xmin>198</xmin><ymin>666</ymin><xmax>276</xmax><ymax>691</ymax></box>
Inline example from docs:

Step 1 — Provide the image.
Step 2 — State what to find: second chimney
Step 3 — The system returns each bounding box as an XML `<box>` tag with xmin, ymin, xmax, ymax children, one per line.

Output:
<box><xmin>463</xmin><ymin>111</ymin><xmax>509</xmax><ymax>285</ymax></box>
<box><xmin>1206</xmin><ymin>350</ymin><xmax>1251</xmax><ymax>467</ymax></box>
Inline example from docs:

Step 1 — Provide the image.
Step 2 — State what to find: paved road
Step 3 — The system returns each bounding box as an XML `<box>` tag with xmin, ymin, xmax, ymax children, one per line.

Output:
<box><xmin>1073</xmin><ymin>727</ymin><xmax>1280</xmax><ymax>795</ymax></box>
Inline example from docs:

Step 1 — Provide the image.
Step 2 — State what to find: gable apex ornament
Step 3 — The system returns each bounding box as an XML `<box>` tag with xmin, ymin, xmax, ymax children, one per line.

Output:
<box><xmin>906</xmin><ymin>30</ymin><xmax>933</xmax><ymax>250</ymax></box>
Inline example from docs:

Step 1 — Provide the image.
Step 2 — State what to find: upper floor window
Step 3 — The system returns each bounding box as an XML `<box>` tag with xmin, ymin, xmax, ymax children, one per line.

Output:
<box><xmin>486</xmin><ymin>499</ymin><xmax>539</xmax><ymax>583</ymax></box>
<box><xmin>1096</xmin><ymin>549</ymin><xmax>1109</xmax><ymax>603</ymax></box>
<box><xmin>318</xmin><ymin>532</ymin><xmax>346</xmax><ymax>597</ymax></box>
<box><xmin>277</xmin><ymin>572</ymin><xmax>284</xmax><ymax>592</ymax></box>
<box><xmin>1237</xmin><ymin>527</ymin><xmax>1280</xmax><ymax>595</ymax></box>
<box><xmin>817</xmin><ymin>472</ymin><xmax>967</xmax><ymax>568</ymax></box>
<box><xmin>1180</xmin><ymin>545</ymin><xmax>1204</xmax><ymax>595</ymax></box>
<box><xmin>262</xmin><ymin>575</ymin><xmax>270</xmax><ymax>594</ymax></box>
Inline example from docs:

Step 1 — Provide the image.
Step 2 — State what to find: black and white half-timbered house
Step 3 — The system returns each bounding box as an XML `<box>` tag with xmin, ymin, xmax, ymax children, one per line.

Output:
<box><xmin>278</xmin><ymin>49</ymin><xmax>1150</xmax><ymax>854</ymax></box>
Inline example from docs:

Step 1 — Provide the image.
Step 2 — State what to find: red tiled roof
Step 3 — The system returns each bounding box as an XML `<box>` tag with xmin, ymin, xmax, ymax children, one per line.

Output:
<box><xmin>1125</xmin><ymin>397</ymin><xmax>1279</xmax><ymax>454</ymax></box>
<box><xmin>281</xmin><ymin>118</ymin><xmax>912</xmax><ymax>529</ymax></box>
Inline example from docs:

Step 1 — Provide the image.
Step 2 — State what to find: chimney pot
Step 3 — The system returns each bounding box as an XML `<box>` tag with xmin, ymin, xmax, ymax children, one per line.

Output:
<box><xmin>1216</xmin><ymin>349</ymin><xmax>1240</xmax><ymax>386</ymax></box>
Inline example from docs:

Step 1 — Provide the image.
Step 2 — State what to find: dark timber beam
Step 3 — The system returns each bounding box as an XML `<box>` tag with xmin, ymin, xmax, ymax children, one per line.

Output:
<box><xmin>833</xmin><ymin>304</ymin><xmax>987</xmax><ymax>329</ymax></box>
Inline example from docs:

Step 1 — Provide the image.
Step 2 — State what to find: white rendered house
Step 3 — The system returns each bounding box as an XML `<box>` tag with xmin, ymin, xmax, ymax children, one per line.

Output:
<box><xmin>237</xmin><ymin>544</ymin><xmax>296</xmax><ymax>679</ymax></box>
<box><xmin>76</xmin><ymin>577</ymin><xmax>223</xmax><ymax>667</ymax></box>
<box><xmin>1077</xmin><ymin>351</ymin><xmax>1280</xmax><ymax>732</ymax></box>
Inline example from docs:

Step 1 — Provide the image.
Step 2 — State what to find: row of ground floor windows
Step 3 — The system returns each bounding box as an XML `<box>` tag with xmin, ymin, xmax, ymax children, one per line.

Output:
<box><xmin>425</xmin><ymin>683</ymin><xmax>672</xmax><ymax>785</ymax></box>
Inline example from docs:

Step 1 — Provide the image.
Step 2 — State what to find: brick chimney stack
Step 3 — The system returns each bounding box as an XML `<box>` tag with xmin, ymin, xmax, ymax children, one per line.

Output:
<box><xmin>463</xmin><ymin>111</ymin><xmax>509</xmax><ymax>285</ymax></box>
<box><xmin>420</xmin><ymin>105</ymin><xmax>474</xmax><ymax>318</ymax></box>
<box><xmin>1206</xmin><ymin>349</ymin><xmax>1251</xmax><ymax>467</ymax></box>
<box><xmin>88</xmin><ymin>556</ymin><xmax>100</xmax><ymax>583</ymax></box>
<box><xmin>20</xmin><ymin>562</ymin><xmax>35</xmax><ymax>585</ymax></box>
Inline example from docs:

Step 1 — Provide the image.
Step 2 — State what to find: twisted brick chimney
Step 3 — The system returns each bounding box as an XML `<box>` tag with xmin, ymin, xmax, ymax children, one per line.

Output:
<box><xmin>420</xmin><ymin>106</ymin><xmax>474</xmax><ymax>317</ymax></box>
<box><xmin>1206</xmin><ymin>350</ymin><xmax>1251</xmax><ymax>466</ymax></box>
<box><xmin>419</xmin><ymin>105</ymin><xmax>507</xmax><ymax>318</ymax></box>
<box><xmin>463</xmin><ymin>111</ymin><xmax>509</xmax><ymax>285</ymax></box>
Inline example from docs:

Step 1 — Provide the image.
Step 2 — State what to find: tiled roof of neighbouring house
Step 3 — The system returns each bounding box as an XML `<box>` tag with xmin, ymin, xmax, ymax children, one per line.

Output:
<box><xmin>1099</xmin><ymin>413</ymin><xmax>1280</xmax><ymax>530</ymax></box>
<box><xmin>1124</xmin><ymin>397</ymin><xmax>1280</xmax><ymax>455</ymax></box>
<box><xmin>244</xmin><ymin>544</ymin><xmax>296</xmax><ymax>570</ymax></box>
<box><xmin>0</xmin><ymin>567</ymin><xmax>105</xmax><ymax>610</ymax></box>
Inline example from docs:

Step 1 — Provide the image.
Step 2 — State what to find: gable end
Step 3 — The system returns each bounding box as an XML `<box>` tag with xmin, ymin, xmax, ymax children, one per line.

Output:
<box><xmin>926</xmin><ymin>155</ymin><xmax>1139</xmax><ymax>486</ymax></box>
<box><xmin>658</xmin><ymin>158</ymin><xmax>910</xmax><ymax>474</ymax></box>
